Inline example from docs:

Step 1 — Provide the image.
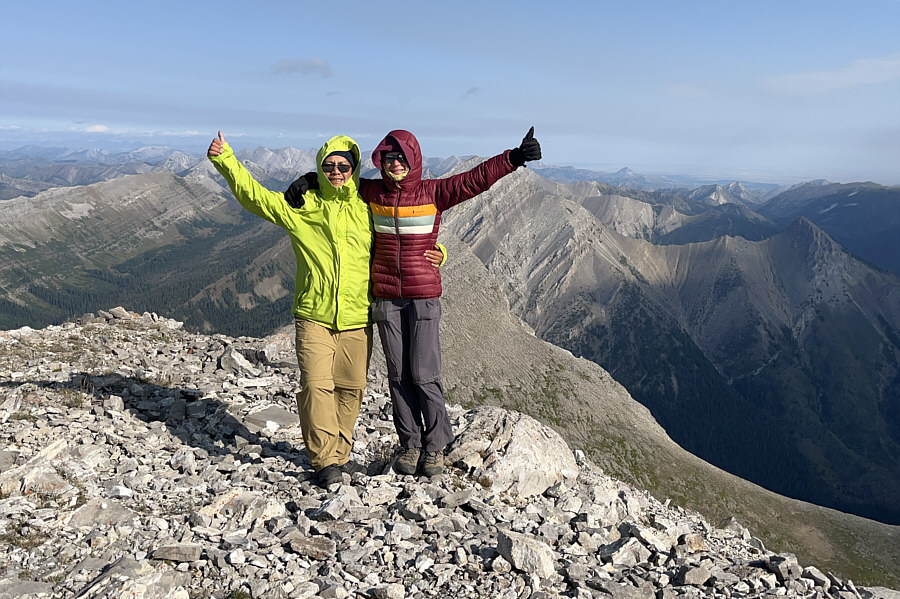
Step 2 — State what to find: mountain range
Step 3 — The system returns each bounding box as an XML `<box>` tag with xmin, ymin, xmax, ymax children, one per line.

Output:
<box><xmin>440</xmin><ymin>166</ymin><xmax>900</xmax><ymax>524</ymax></box>
<box><xmin>1</xmin><ymin>145</ymin><xmax>899</xmax><ymax>584</ymax></box>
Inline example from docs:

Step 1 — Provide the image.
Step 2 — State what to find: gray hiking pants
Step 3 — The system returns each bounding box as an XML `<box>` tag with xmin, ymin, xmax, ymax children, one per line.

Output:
<box><xmin>372</xmin><ymin>298</ymin><xmax>453</xmax><ymax>452</ymax></box>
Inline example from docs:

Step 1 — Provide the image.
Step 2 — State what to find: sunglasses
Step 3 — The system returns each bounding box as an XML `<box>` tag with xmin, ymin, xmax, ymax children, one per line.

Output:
<box><xmin>322</xmin><ymin>162</ymin><xmax>352</xmax><ymax>173</ymax></box>
<box><xmin>383</xmin><ymin>153</ymin><xmax>407</xmax><ymax>165</ymax></box>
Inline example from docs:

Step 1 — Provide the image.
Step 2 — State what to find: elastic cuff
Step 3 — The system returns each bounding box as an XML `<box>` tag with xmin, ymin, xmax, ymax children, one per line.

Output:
<box><xmin>508</xmin><ymin>147</ymin><xmax>525</xmax><ymax>167</ymax></box>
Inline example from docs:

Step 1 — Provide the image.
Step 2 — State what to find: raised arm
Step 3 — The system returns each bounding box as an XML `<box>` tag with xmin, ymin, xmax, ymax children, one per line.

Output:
<box><xmin>433</xmin><ymin>126</ymin><xmax>541</xmax><ymax>212</ymax></box>
<box><xmin>207</xmin><ymin>131</ymin><xmax>295</xmax><ymax>227</ymax></box>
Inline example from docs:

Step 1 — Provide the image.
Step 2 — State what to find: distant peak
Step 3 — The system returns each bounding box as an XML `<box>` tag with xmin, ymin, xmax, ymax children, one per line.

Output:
<box><xmin>782</xmin><ymin>216</ymin><xmax>839</xmax><ymax>251</ymax></box>
<box><xmin>789</xmin><ymin>215</ymin><xmax>819</xmax><ymax>230</ymax></box>
<box><xmin>786</xmin><ymin>216</ymin><xmax>822</xmax><ymax>235</ymax></box>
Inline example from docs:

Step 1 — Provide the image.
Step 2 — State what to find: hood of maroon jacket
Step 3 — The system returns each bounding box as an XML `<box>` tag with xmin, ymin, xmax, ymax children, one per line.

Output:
<box><xmin>372</xmin><ymin>129</ymin><xmax>424</xmax><ymax>191</ymax></box>
<box><xmin>363</xmin><ymin>130</ymin><xmax>517</xmax><ymax>300</ymax></box>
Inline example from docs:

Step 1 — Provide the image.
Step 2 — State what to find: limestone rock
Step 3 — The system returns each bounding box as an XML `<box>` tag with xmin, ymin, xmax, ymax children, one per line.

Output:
<box><xmin>448</xmin><ymin>406</ymin><xmax>579</xmax><ymax>497</ymax></box>
<box><xmin>497</xmin><ymin>529</ymin><xmax>557</xmax><ymax>578</ymax></box>
<box><xmin>0</xmin><ymin>311</ymin><xmax>893</xmax><ymax>599</ymax></box>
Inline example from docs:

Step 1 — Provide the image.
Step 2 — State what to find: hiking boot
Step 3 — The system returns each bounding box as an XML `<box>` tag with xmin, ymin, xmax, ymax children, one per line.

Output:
<box><xmin>317</xmin><ymin>464</ymin><xmax>343</xmax><ymax>488</ymax></box>
<box><xmin>422</xmin><ymin>451</ymin><xmax>444</xmax><ymax>477</ymax></box>
<box><xmin>394</xmin><ymin>447</ymin><xmax>421</xmax><ymax>475</ymax></box>
<box><xmin>340</xmin><ymin>460</ymin><xmax>367</xmax><ymax>476</ymax></box>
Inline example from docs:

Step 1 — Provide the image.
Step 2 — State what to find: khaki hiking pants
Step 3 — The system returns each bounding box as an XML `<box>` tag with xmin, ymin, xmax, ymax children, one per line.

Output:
<box><xmin>294</xmin><ymin>318</ymin><xmax>372</xmax><ymax>471</ymax></box>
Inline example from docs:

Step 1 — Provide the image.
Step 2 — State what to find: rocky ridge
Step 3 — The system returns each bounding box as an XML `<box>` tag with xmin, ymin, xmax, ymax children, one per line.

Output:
<box><xmin>1</xmin><ymin>310</ymin><xmax>897</xmax><ymax>599</ymax></box>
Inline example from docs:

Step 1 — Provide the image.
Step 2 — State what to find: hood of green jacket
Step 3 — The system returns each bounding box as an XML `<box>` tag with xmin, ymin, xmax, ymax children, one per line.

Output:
<box><xmin>316</xmin><ymin>135</ymin><xmax>362</xmax><ymax>201</ymax></box>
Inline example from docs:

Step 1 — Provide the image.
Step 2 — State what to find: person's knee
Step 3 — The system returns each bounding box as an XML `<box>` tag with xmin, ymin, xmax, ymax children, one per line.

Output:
<box><xmin>299</xmin><ymin>377</ymin><xmax>336</xmax><ymax>391</ymax></box>
<box><xmin>410</xmin><ymin>373</ymin><xmax>441</xmax><ymax>386</ymax></box>
<box><xmin>335</xmin><ymin>387</ymin><xmax>363</xmax><ymax>406</ymax></box>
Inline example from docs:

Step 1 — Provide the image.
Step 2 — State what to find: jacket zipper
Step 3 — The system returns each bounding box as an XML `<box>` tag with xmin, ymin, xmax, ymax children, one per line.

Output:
<box><xmin>335</xmin><ymin>187</ymin><xmax>346</xmax><ymax>328</ymax></box>
<box><xmin>393</xmin><ymin>188</ymin><xmax>403</xmax><ymax>298</ymax></box>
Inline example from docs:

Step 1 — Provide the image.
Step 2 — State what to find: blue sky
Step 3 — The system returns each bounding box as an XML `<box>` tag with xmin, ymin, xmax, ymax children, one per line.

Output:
<box><xmin>1</xmin><ymin>0</ymin><xmax>898</xmax><ymax>184</ymax></box>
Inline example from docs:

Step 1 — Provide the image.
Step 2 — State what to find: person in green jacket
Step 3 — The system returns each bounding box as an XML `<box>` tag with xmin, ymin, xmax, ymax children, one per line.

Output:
<box><xmin>207</xmin><ymin>131</ymin><xmax>443</xmax><ymax>488</ymax></box>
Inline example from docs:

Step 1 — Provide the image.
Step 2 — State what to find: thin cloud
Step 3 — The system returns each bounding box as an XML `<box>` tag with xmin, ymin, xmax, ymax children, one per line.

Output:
<box><xmin>274</xmin><ymin>58</ymin><xmax>332</xmax><ymax>78</ymax></box>
<box><xmin>52</xmin><ymin>124</ymin><xmax>206</xmax><ymax>138</ymax></box>
<box><xmin>461</xmin><ymin>87</ymin><xmax>481</xmax><ymax>100</ymax></box>
<box><xmin>763</xmin><ymin>52</ymin><xmax>900</xmax><ymax>95</ymax></box>
<box><xmin>158</xmin><ymin>129</ymin><xmax>202</xmax><ymax>137</ymax></box>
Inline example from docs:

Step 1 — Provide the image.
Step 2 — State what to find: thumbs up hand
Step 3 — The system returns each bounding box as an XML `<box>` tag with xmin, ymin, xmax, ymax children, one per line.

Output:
<box><xmin>509</xmin><ymin>126</ymin><xmax>541</xmax><ymax>167</ymax></box>
<box><xmin>518</xmin><ymin>126</ymin><xmax>542</xmax><ymax>161</ymax></box>
<box><xmin>207</xmin><ymin>130</ymin><xmax>228</xmax><ymax>157</ymax></box>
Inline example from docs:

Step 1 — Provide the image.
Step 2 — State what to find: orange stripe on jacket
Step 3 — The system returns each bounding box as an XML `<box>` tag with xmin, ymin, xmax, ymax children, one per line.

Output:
<box><xmin>370</xmin><ymin>203</ymin><xmax>438</xmax><ymax>218</ymax></box>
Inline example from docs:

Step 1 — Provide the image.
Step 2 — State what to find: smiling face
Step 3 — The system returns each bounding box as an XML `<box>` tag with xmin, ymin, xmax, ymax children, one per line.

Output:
<box><xmin>322</xmin><ymin>155</ymin><xmax>353</xmax><ymax>187</ymax></box>
<box><xmin>382</xmin><ymin>151</ymin><xmax>410</xmax><ymax>181</ymax></box>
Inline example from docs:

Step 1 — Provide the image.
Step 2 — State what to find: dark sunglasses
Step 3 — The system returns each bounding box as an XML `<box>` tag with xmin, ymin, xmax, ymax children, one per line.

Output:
<box><xmin>383</xmin><ymin>153</ymin><xmax>407</xmax><ymax>165</ymax></box>
<box><xmin>322</xmin><ymin>162</ymin><xmax>352</xmax><ymax>173</ymax></box>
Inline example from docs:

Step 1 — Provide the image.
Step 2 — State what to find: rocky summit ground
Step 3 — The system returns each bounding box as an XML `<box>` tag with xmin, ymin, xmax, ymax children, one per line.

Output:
<box><xmin>0</xmin><ymin>309</ymin><xmax>897</xmax><ymax>599</ymax></box>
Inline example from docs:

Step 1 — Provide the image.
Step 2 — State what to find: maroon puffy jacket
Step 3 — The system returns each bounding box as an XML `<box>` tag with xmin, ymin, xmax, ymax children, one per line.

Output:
<box><xmin>359</xmin><ymin>130</ymin><xmax>517</xmax><ymax>299</ymax></box>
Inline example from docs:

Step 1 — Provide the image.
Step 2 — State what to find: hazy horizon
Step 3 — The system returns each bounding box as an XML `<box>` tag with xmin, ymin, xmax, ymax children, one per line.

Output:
<box><xmin>2</xmin><ymin>138</ymin><xmax>895</xmax><ymax>188</ymax></box>
<box><xmin>2</xmin><ymin>1</ymin><xmax>899</xmax><ymax>187</ymax></box>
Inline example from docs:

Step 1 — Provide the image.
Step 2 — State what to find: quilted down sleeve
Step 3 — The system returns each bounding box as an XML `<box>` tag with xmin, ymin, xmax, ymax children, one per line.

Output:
<box><xmin>431</xmin><ymin>150</ymin><xmax>517</xmax><ymax>213</ymax></box>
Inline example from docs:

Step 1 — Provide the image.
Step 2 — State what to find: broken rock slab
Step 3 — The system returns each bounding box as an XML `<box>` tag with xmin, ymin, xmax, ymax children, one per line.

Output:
<box><xmin>448</xmin><ymin>406</ymin><xmax>579</xmax><ymax>497</ymax></box>
<box><xmin>497</xmin><ymin>528</ymin><xmax>557</xmax><ymax>578</ymax></box>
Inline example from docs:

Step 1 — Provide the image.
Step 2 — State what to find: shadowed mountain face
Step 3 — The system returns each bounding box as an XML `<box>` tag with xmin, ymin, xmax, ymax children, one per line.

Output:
<box><xmin>440</xmin><ymin>170</ymin><xmax>900</xmax><ymax>525</ymax></box>
<box><xmin>758</xmin><ymin>182</ymin><xmax>900</xmax><ymax>277</ymax></box>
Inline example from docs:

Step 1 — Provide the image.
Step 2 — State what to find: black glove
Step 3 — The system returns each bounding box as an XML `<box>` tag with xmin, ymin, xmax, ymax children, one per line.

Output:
<box><xmin>284</xmin><ymin>171</ymin><xmax>319</xmax><ymax>209</ymax></box>
<box><xmin>508</xmin><ymin>126</ymin><xmax>541</xmax><ymax>167</ymax></box>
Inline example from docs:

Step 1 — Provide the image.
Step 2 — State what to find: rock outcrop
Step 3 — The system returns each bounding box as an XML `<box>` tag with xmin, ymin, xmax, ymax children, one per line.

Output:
<box><xmin>0</xmin><ymin>310</ymin><xmax>896</xmax><ymax>599</ymax></box>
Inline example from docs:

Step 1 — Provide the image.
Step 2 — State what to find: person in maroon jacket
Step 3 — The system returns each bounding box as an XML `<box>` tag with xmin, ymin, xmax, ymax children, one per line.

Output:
<box><xmin>287</xmin><ymin>127</ymin><xmax>541</xmax><ymax>476</ymax></box>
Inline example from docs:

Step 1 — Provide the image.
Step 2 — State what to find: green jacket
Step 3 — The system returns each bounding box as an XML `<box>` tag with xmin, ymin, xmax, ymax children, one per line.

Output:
<box><xmin>209</xmin><ymin>136</ymin><xmax>373</xmax><ymax>330</ymax></box>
